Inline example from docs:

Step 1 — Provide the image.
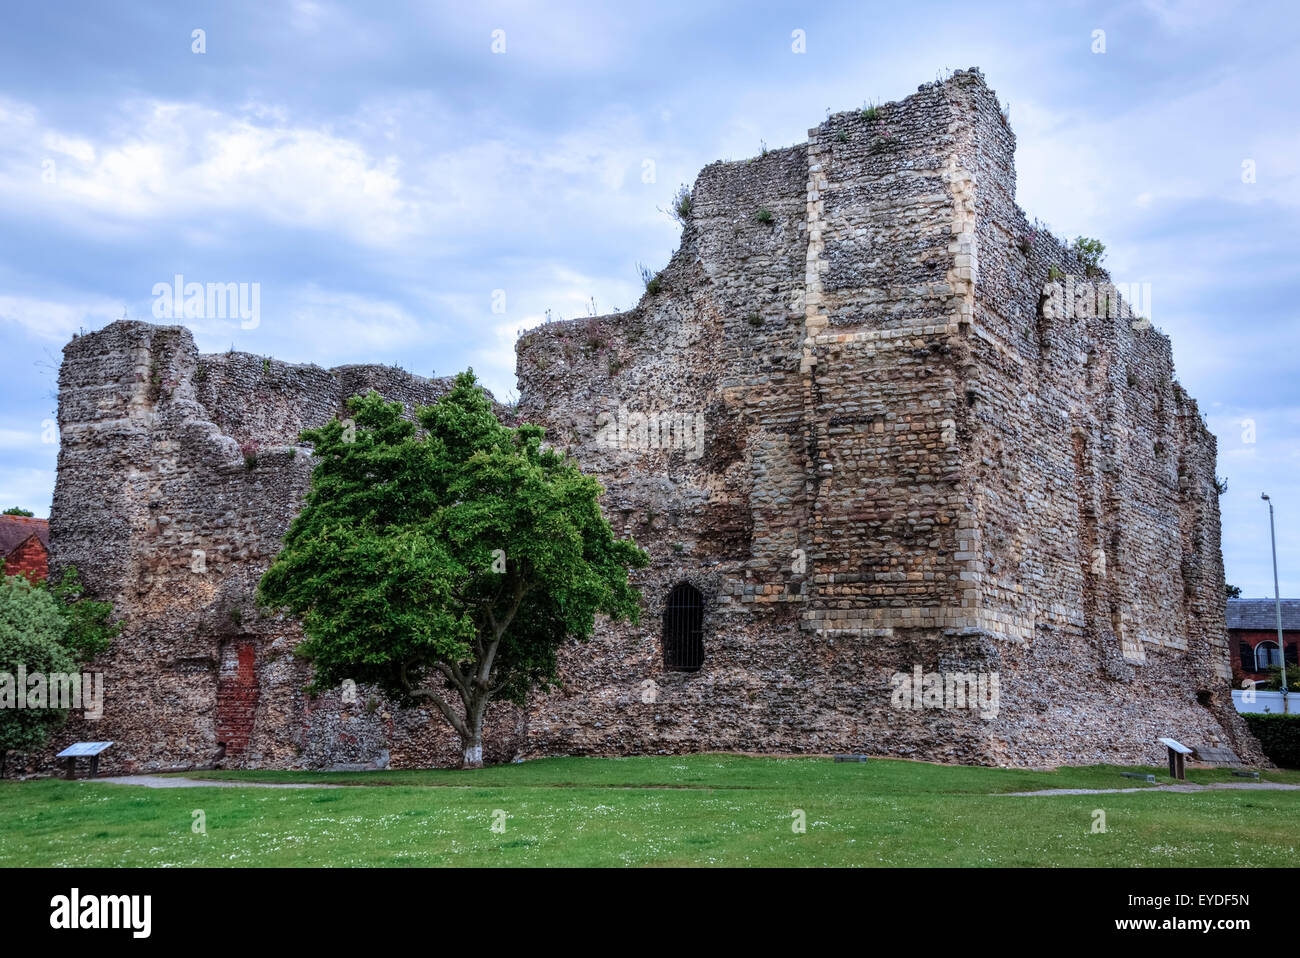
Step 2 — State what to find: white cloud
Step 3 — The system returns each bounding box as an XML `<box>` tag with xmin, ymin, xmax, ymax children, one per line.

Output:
<box><xmin>0</xmin><ymin>92</ymin><xmax>685</xmax><ymax>263</ymax></box>
<box><xmin>1012</xmin><ymin>69</ymin><xmax>1300</xmax><ymax>245</ymax></box>
<box><xmin>0</xmin><ymin>97</ymin><xmax>419</xmax><ymax>248</ymax></box>
<box><xmin>1141</xmin><ymin>0</ymin><xmax>1241</xmax><ymax>31</ymax></box>
<box><xmin>280</xmin><ymin>286</ymin><xmax>426</xmax><ymax>356</ymax></box>
<box><xmin>0</xmin><ymin>293</ymin><xmax>124</xmax><ymax>342</ymax></box>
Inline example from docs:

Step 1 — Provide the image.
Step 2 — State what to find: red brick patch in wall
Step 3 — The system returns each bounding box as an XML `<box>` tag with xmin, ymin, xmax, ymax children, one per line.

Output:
<box><xmin>216</xmin><ymin>639</ymin><xmax>259</xmax><ymax>759</ymax></box>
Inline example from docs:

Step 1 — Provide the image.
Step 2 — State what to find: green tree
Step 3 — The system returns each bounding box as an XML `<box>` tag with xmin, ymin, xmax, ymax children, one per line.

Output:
<box><xmin>1226</xmin><ymin>583</ymin><xmax>1243</xmax><ymax>599</ymax></box>
<box><xmin>0</xmin><ymin>576</ymin><xmax>78</xmax><ymax>777</ymax></box>
<box><xmin>258</xmin><ymin>372</ymin><xmax>648</xmax><ymax>768</ymax></box>
<box><xmin>0</xmin><ymin>564</ymin><xmax>118</xmax><ymax>776</ymax></box>
<box><xmin>2</xmin><ymin>507</ymin><xmax>34</xmax><ymax>517</ymax></box>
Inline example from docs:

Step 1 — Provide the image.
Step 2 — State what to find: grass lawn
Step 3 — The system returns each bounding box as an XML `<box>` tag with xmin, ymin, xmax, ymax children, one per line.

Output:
<box><xmin>1</xmin><ymin>755</ymin><xmax>1296</xmax><ymax>867</ymax></box>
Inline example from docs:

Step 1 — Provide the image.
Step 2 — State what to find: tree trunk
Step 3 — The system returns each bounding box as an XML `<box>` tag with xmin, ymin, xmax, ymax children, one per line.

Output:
<box><xmin>460</xmin><ymin>695</ymin><xmax>486</xmax><ymax>769</ymax></box>
<box><xmin>461</xmin><ymin>730</ymin><xmax>483</xmax><ymax>769</ymax></box>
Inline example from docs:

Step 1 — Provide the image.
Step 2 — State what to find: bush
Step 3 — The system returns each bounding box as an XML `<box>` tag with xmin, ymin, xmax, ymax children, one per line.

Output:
<box><xmin>1242</xmin><ymin>713</ymin><xmax>1300</xmax><ymax>768</ymax></box>
<box><xmin>1258</xmin><ymin>665</ymin><xmax>1300</xmax><ymax>693</ymax></box>
<box><xmin>637</xmin><ymin>262</ymin><xmax>663</xmax><ymax>296</ymax></box>
<box><xmin>1071</xmin><ymin>236</ymin><xmax>1106</xmax><ymax>276</ymax></box>
<box><xmin>670</xmin><ymin>185</ymin><xmax>692</xmax><ymax>225</ymax></box>
<box><xmin>0</xmin><ymin>576</ymin><xmax>79</xmax><ymax>774</ymax></box>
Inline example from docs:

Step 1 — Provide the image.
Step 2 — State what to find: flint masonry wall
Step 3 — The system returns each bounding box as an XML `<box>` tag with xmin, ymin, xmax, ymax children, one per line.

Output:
<box><xmin>47</xmin><ymin>320</ymin><xmax>525</xmax><ymax>773</ymax></box>
<box><xmin>515</xmin><ymin>69</ymin><xmax>1261</xmax><ymax>767</ymax></box>
<box><xmin>41</xmin><ymin>68</ymin><xmax>1260</xmax><ymax>773</ymax></box>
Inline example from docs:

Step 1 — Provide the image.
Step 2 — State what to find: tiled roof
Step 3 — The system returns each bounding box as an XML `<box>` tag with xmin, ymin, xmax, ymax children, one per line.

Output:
<box><xmin>1226</xmin><ymin>597</ymin><xmax>1300</xmax><ymax>632</ymax></box>
<box><xmin>0</xmin><ymin>515</ymin><xmax>48</xmax><ymax>556</ymax></box>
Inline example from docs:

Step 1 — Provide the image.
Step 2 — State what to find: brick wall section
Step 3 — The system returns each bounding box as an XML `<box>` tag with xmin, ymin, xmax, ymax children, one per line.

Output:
<box><xmin>4</xmin><ymin>535</ymin><xmax>49</xmax><ymax>582</ymax></box>
<box><xmin>215</xmin><ymin>640</ymin><xmax>258</xmax><ymax>757</ymax></box>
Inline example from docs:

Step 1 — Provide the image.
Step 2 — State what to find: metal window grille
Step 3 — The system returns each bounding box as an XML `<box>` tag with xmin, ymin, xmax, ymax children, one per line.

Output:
<box><xmin>663</xmin><ymin>582</ymin><xmax>704</xmax><ymax>672</ymax></box>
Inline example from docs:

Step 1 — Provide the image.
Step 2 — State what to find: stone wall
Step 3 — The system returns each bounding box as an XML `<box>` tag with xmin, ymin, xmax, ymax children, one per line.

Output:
<box><xmin>36</xmin><ymin>68</ymin><xmax>1260</xmax><ymax>773</ymax></box>
<box><xmin>45</xmin><ymin>320</ymin><xmax>525</xmax><ymax>774</ymax></box>
<box><xmin>515</xmin><ymin>69</ymin><xmax>1261</xmax><ymax>767</ymax></box>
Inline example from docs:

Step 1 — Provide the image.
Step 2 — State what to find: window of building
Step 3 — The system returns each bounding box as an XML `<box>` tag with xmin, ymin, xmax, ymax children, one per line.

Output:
<box><xmin>1256</xmin><ymin>641</ymin><xmax>1282</xmax><ymax>671</ymax></box>
<box><xmin>663</xmin><ymin>582</ymin><xmax>704</xmax><ymax>672</ymax></box>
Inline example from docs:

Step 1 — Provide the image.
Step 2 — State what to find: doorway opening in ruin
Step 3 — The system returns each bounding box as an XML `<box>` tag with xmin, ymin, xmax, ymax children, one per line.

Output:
<box><xmin>663</xmin><ymin>582</ymin><xmax>704</xmax><ymax>672</ymax></box>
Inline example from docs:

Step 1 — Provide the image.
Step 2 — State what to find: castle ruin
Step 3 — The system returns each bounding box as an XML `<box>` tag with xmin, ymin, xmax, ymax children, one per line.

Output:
<box><xmin>40</xmin><ymin>70</ymin><xmax>1261</xmax><ymax>773</ymax></box>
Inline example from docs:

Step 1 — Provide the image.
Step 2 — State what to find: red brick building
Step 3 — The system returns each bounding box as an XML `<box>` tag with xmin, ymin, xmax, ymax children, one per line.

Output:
<box><xmin>0</xmin><ymin>515</ymin><xmax>50</xmax><ymax>581</ymax></box>
<box><xmin>1228</xmin><ymin>597</ymin><xmax>1299</xmax><ymax>684</ymax></box>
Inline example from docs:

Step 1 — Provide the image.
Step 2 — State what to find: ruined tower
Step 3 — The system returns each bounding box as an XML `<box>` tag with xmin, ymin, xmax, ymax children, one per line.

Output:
<box><xmin>514</xmin><ymin>69</ymin><xmax>1257</xmax><ymax>766</ymax></box>
<box><xmin>44</xmin><ymin>69</ymin><xmax>1259</xmax><ymax>772</ymax></box>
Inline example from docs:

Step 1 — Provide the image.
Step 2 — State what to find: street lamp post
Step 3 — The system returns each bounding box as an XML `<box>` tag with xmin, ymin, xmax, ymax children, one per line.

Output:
<box><xmin>1262</xmin><ymin>494</ymin><xmax>1290</xmax><ymax>714</ymax></box>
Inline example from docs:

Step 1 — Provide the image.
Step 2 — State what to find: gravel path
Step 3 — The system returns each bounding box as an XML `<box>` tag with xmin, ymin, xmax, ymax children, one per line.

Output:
<box><xmin>1002</xmin><ymin>782</ymin><xmax>1300</xmax><ymax>796</ymax></box>
<box><xmin>80</xmin><ymin>775</ymin><xmax>1300</xmax><ymax>796</ymax></box>
<box><xmin>88</xmin><ymin>775</ymin><xmax>341</xmax><ymax>789</ymax></box>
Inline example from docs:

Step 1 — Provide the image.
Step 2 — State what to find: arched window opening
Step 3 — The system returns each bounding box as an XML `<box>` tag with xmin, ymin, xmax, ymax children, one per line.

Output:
<box><xmin>1256</xmin><ymin>641</ymin><xmax>1282</xmax><ymax>671</ymax></box>
<box><xmin>663</xmin><ymin>583</ymin><xmax>704</xmax><ymax>672</ymax></box>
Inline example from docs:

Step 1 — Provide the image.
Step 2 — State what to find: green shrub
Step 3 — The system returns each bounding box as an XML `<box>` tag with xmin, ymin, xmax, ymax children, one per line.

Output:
<box><xmin>755</xmin><ymin>208</ymin><xmax>773</xmax><ymax>224</ymax></box>
<box><xmin>1242</xmin><ymin>713</ymin><xmax>1300</xmax><ymax>768</ymax></box>
<box><xmin>671</xmin><ymin>185</ymin><xmax>692</xmax><ymax>225</ymax></box>
<box><xmin>1071</xmin><ymin>236</ymin><xmax>1106</xmax><ymax>276</ymax></box>
<box><xmin>0</xmin><ymin>575</ymin><xmax>88</xmax><ymax>774</ymax></box>
<box><xmin>637</xmin><ymin>262</ymin><xmax>663</xmax><ymax>295</ymax></box>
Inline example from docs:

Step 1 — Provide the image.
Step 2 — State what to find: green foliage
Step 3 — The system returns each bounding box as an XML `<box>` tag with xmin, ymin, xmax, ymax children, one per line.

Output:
<box><xmin>43</xmin><ymin>565</ymin><xmax>119</xmax><ymax>665</ymax></box>
<box><xmin>1071</xmin><ymin>235</ymin><xmax>1106</xmax><ymax>275</ymax></box>
<box><xmin>0</xmin><ymin>576</ymin><xmax>82</xmax><ymax>766</ymax></box>
<box><xmin>670</xmin><ymin>184</ymin><xmax>692</xmax><ymax>225</ymax></box>
<box><xmin>257</xmin><ymin>372</ymin><xmax>647</xmax><ymax>765</ymax></box>
<box><xmin>861</xmin><ymin>102</ymin><xmax>880</xmax><ymax>121</ymax></box>
<box><xmin>1214</xmin><ymin>475</ymin><xmax>1229</xmax><ymax>495</ymax></box>
<box><xmin>745</xmin><ymin>313</ymin><xmax>763</xmax><ymax>328</ymax></box>
<box><xmin>1225</xmin><ymin>583</ymin><xmax>1242</xmax><ymax>599</ymax></box>
<box><xmin>638</xmin><ymin>262</ymin><xmax>663</xmax><ymax>296</ymax></box>
<box><xmin>1047</xmin><ymin>265</ymin><xmax>1064</xmax><ymax>282</ymax></box>
<box><xmin>755</xmin><ymin>208</ymin><xmax>773</xmax><ymax>224</ymax></box>
<box><xmin>1242</xmin><ymin>714</ymin><xmax>1300</xmax><ymax>768</ymax></box>
<box><xmin>1258</xmin><ymin>665</ymin><xmax>1300</xmax><ymax>693</ymax></box>
<box><xmin>2</xmin><ymin>508</ymin><xmax>33</xmax><ymax>517</ymax></box>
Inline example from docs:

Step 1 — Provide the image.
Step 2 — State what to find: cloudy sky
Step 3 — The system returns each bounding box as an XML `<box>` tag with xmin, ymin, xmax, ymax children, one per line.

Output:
<box><xmin>0</xmin><ymin>0</ymin><xmax>1296</xmax><ymax>595</ymax></box>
